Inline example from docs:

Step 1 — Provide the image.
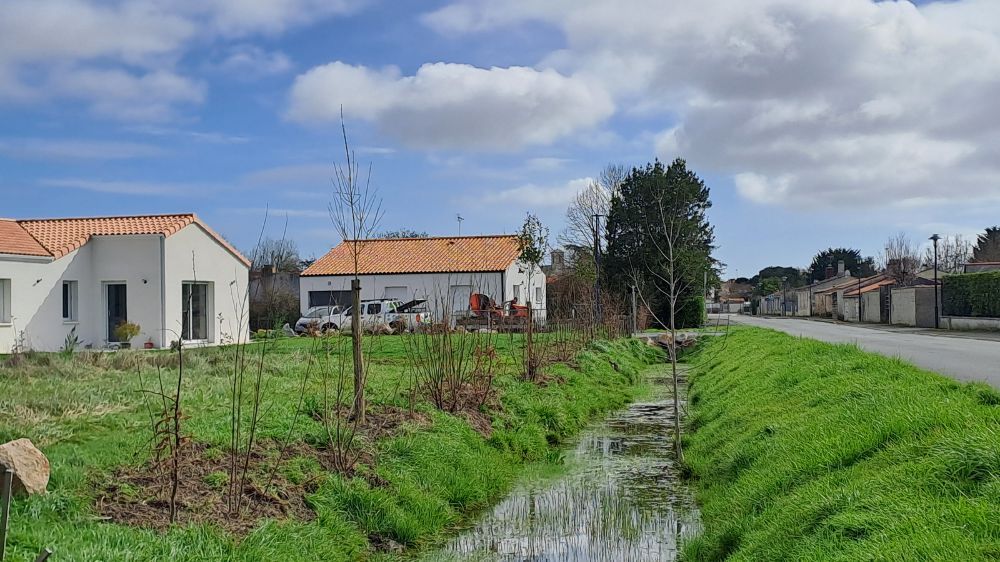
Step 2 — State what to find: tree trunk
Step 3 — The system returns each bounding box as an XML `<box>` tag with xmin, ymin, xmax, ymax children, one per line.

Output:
<box><xmin>671</xmin><ymin>316</ymin><xmax>683</xmax><ymax>463</ymax></box>
<box><xmin>350</xmin><ymin>278</ymin><xmax>365</xmax><ymax>424</ymax></box>
<box><xmin>526</xmin><ymin>302</ymin><xmax>534</xmax><ymax>381</ymax></box>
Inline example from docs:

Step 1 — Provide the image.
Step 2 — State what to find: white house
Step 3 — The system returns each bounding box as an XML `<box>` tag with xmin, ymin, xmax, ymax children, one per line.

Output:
<box><xmin>300</xmin><ymin>235</ymin><xmax>546</xmax><ymax>321</ymax></box>
<box><xmin>0</xmin><ymin>214</ymin><xmax>250</xmax><ymax>353</ymax></box>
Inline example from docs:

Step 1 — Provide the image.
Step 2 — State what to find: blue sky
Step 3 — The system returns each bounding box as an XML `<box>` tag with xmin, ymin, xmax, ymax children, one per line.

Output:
<box><xmin>3</xmin><ymin>0</ymin><xmax>999</xmax><ymax>278</ymax></box>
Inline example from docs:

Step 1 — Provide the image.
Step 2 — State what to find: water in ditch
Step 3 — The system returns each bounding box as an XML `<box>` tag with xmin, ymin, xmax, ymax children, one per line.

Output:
<box><xmin>421</xmin><ymin>364</ymin><xmax>700</xmax><ymax>561</ymax></box>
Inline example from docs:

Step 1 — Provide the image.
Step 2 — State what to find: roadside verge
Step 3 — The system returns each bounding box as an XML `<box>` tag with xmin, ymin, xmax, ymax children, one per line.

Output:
<box><xmin>682</xmin><ymin>326</ymin><xmax>1000</xmax><ymax>560</ymax></box>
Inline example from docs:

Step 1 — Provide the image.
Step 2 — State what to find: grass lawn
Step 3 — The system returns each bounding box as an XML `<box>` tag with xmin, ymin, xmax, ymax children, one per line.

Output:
<box><xmin>0</xmin><ymin>333</ymin><xmax>660</xmax><ymax>561</ymax></box>
<box><xmin>682</xmin><ymin>326</ymin><xmax>1000</xmax><ymax>561</ymax></box>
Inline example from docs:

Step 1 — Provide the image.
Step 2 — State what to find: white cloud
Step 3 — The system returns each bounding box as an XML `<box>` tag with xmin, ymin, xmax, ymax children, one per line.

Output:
<box><xmin>0</xmin><ymin>0</ymin><xmax>366</xmax><ymax>120</ymax></box>
<box><xmin>286</xmin><ymin>61</ymin><xmax>614</xmax><ymax>150</ymax></box>
<box><xmin>242</xmin><ymin>163</ymin><xmax>333</xmax><ymax>186</ymax></box>
<box><xmin>228</xmin><ymin>207</ymin><xmax>330</xmax><ymax>219</ymax></box>
<box><xmin>216</xmin><ymin>44</ymin><xmax>292</xmax><ymax>77</ymax></box>
<box><xmin>484</xmin><ymin>177</ymin><xmax>593</xmax><ymax>208</ymax></box>
<box><xmin>425</xmin><ymin>0</ymin><xmax>1000</xmax><ymax>208</ymax></box>
<box><xmin>39</xmin><ymin>178</ymin><xmax>202</xmax><ymax>196</ymax></box>
<box><xmin>0</xmin><ymin>138</ymin><xmax>164</xmax><ymax>160</ymax></box>
<box><xmin>51</xmin><ymin>68</ymin><xmax>205</xmax><ymax>121</ymax></box>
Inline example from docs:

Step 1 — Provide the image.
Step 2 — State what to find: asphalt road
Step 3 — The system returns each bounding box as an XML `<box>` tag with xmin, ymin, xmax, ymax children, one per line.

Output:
<box><xmin>718</xmin><ymin>314</ymin><xmax>1000</xmax><ymax>388</ymax></box>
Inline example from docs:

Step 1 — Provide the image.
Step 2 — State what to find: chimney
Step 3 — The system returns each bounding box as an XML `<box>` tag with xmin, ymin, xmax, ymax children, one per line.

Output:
<box><xmin>551</xmin><ymin>249</ymin><xmax>565</xmax><ymax>268</ymax></box>
<box><xmin>825</xmin><ymin>265</ymin><xmax>835</xmax><ymax>280</ymax></box>
<box><xmin>837</xmin><ymin>260</ymin><xmax>845</xmax><ymax>276</ymax></box>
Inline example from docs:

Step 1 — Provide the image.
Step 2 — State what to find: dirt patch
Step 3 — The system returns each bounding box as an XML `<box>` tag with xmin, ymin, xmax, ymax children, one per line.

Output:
<box><xmin>95</xmin><ymin>442</ymin><xmax>315</xmax><ymax>536</ymax></box>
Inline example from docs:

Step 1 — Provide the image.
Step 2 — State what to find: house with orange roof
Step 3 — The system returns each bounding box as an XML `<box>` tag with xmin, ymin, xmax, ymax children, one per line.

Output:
<box><xmin>0</xmin><ymin>214</ymin><xmax>249</xmax><ymax>353</ymax></box>
<box><xmin>300</xmin><ymin>235</ymin><xmax>545</xmax><ymax>322</ymax></box>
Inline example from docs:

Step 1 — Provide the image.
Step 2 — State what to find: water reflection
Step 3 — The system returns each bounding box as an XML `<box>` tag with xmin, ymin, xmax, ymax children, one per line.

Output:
<box><xmin>422</xmin><ymin>365</ymin><xmax>700</xmax><ymax>561</ymax></box>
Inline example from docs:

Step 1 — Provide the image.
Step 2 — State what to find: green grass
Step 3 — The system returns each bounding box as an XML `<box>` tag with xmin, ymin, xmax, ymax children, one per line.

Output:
<box><xmin>682</xmin><ymin>327</ymin><xmax>1000</xmax><ymax>561</ymax></box>
<box><xmin>0</xmin><ymin>334</ymin><xmax>660</xmax><ymax>561</ymax></box>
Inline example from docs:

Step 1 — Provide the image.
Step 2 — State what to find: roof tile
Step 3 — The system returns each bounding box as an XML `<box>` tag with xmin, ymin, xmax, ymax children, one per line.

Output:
<box><xmin>3</xmin><ymin>214</ymin><xmax>249</xmax><ymax>265</ymax></box>
<box><xmin>303</xmin><ymin>236</ymin><xmax>521</xmax><ymax>276</ymax></box>
<box><xmin>0</xmin><ymin>219</ymin><xmax>49</xmax><ymax>257</ymax></box>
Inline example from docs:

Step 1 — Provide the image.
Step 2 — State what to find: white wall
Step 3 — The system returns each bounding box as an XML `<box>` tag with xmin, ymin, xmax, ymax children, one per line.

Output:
<box><xmin>862</xmin><ymin>292</ymin><xmax>882</xmax><ymax>323</ymax></box>
<box><xmin>0</xmin><ymin>226</ymin><xmax>248</xmax><ymax>354</ymax></box>
<box><xmin>301</xmin><ymin>272</ymin><xmax>502</xmax><ymax>319</ymax></box>
<box><xmin>299</xmin><ymin>263</ymin><xmax>547</xmax><ymax>322</ymax></box>
<box><xmin>890</xmin><ymin>288</ymin><xmax>918</xmax><ymax>326</ymax></box>
<box><xmin>164</xmin><ymin>223</ymin><xmax>249</xmax><ymax>346</ymax></box>
<box><xmin>0</xmin><ymin>235</ymin><xmax>163</xmax><ymax>352</ymax></box>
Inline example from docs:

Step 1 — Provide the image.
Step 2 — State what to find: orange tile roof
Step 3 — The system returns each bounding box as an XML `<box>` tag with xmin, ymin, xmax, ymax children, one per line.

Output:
<box><xmin>845</xmin><ymin>278</ymin><xmax>895</xmax><ymax>297</ymax></box>
<box><xmin>0</xmin><ymin>219</ymin><xmax>49</xmax><ymax>257</ymax></box>
<box><xmin>303</xmin><ymin>235</ymin><xmax>522</xmax><ymax>276</ymax></box>
<box><xmin>2</xmin><ymin>214</ymin><xmax>249</xmax><ymax>265</ymax></box>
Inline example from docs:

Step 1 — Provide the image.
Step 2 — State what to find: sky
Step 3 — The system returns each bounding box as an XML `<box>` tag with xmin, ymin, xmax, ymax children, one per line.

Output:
<box><xmin>2</xmin><ymin>0</ymin><xmax>1000</xmax><ymax>278</ymax></box>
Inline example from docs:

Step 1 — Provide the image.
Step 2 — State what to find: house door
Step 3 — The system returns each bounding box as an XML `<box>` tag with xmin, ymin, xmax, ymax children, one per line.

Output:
<box><xmin>182</xmin><ymin>282</ymin><xmax>210</xmax><ymax>341</ymax></box>
<box><xmin>106</xmin><ymin>283</ymin><xmax>127</xmax><ymax>341</ymax></box>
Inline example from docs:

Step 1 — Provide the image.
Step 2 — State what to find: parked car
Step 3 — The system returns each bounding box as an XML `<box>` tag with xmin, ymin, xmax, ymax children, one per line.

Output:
<box><xmin>343</xmin><ymin>298</ymin><xmax>431</xmax><ymax>331</ymax></box>
<box><xmin>294</xmin><ymin>305</ymin><xmax>346</xmax><ymax>334</ymax></box>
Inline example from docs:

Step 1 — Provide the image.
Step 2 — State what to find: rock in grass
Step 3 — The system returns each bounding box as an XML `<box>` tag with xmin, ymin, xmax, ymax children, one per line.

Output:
<box><xmin>0</xmin><ymin>438</ymin><xmax>50</xmax><ymax>497</ymax></box>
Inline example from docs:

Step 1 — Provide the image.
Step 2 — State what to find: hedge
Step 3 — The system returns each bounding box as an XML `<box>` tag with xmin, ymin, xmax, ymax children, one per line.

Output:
<box><xmin>942</xmin><ymin>271</ymin><xmax>1000</xmax><ymax>317</ymax></box>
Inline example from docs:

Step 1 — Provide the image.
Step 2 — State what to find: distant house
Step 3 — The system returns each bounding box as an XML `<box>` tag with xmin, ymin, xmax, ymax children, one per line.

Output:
<box><xmin>788</xmin><ymin>262</ymin><xmax>854</xmax><ymax>317</ymax></box>
<box><xmin>300</xmin><ymin>235</ymin><xmax>545</xmax><ymax>320</ymax></box>
<box><xmin>964</xmin><ymin>262</ymin><xmax>1000</xmax><ymax>274</ymax></box>
<box><xmin>0</xmin><ymin>214</ymin><xmax>250</xmax><ymax>353</ymax></box>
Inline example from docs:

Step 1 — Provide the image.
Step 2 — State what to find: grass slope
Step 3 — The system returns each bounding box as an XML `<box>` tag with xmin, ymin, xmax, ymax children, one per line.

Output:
<box><xmin>682</xmin><ymin>327</ymin><xmax>1000</xmax><ymax>561</ymax></box>
<box><xmin>0</xmin><ymin>336</ymin><xmax>659</xmax><ymax>561</ymax></box>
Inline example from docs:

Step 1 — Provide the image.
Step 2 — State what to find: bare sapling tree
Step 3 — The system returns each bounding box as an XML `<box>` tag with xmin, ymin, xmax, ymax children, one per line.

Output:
<box><xmin>403</xmin><ymin>281</ymin><xmax>502</xmax><ymax>413</ymax></box>
<box><xmin>329</xmin><ymin>108</ymin><xmax>384</xmax><ymax>424</ymax></box>
<box><xmin>560</xmin><ymin>164</ymin><xmax>625</xmax><ymax>250</ymax></box>
<box><xmin>881</xmin><ymin>232</ymin><xmax>921</xmax><ymax>285</ymax></box>
<box><xmin>922</xmin><ymin>234</ymin><xmax>971</xmax><ymax>273</ymax></box>
<box><xmin>516</xmin><ymin>213</ymin><xmax>549</xmax><ymax>381</ymax></box>
<box><xmin>223</xmin><ymin>216</ymin><xmax>288</xmax><ymax>518</ymax></box>
<box><xmin>645</xmin><ymin>196</ymin><xmax>702</xmax><ymax>462</ymax></box>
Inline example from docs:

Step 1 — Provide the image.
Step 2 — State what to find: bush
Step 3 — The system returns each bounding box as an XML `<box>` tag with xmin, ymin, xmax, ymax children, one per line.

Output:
<box><xmin>942</xmin><ymin>271</ymin><xmax>1000</xmax><ymax>317</ymax></box>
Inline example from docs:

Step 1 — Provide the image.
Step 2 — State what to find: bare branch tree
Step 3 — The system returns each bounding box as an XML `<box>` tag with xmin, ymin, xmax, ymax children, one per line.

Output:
<box><xmin>880</xmin><ymin>232</ymin><xmax>921</xmax><ymax>285</ymax></box>
<box><xmin>559</xmin><ymin>163</ymin><xmax>625</xmax><ymax>249</ymax></box>
<box><xmin>922</xmin><ymin>234</ymin><xmax>971</xmax><ymax>273</ymax></box>
<box><xmin>329</xmin><ymin>108</ymin><xmax>384</xmax><ymax>424</ymax></box>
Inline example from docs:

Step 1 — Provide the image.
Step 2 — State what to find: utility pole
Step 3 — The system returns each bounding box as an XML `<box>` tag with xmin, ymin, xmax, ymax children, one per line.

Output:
<box><xmin>631</xmin><ymin>285</ymin><xmax>637</xmax><ymax>334</ymax></box>
<box><xmin>593</xmin><ymin>214</ymin><xmax>604</xmax><ymax>325</ymax></box>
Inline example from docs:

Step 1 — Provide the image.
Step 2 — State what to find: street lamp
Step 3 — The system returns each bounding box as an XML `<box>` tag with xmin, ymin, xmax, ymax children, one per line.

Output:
<box><xmin>930</xmin><ymin>233</ymin><xmax>941</xmax><ymax>329</ymax></box>
<box><xmin>781</xmin><ymin>276</ymin><xmax>788</xmax><ymax>317</ymax></box>
<box><xmin>857</xmin><ymin>274</ymin><xmax>862</xmax><ymax>323</ymax></box>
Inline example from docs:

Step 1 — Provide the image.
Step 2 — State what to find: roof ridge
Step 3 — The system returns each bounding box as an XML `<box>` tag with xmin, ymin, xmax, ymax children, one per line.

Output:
<box><xmin>345</xmin><ymin>234</ymin><xmax>516</xmax><ymax>243</ymax></box>
<box><xmin>16</xmin><ymin>212</ymin><xmax>195</xmax><ymax>223</ymax></box>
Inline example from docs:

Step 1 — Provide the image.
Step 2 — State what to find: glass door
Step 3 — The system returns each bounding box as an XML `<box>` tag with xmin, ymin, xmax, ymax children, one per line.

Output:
<box><xmin>182</xmin><ymin>282</ymin><xmax>209</xmax><ymax>340</ymax></box>
<box><xmin>106</xmin><ymin>283</ymin><xmax>127</xmax><ymax>341</ymax></box>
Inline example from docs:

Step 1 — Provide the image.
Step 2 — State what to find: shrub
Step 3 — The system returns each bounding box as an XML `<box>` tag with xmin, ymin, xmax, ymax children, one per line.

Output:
<box><xmin>942</xmin><ymin>271</ymin><xmax>1000</xmax><ymax>317</ymax></box>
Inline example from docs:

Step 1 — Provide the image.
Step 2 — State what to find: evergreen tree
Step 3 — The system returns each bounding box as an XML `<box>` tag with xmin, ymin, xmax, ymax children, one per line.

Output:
<box><xmin>972</xmin><ymin>227</ymin><xmax>1000</xmax><ymax>263</ymax></box>
<box><xmin>808</xmin><ymin>248</ymin><xmax>876</xmax><ymax>281</ymax></box>
<box><xmin>604</xmin><ymin>159</ymin><xmax>716</xmax><ymax>328</ymax></box>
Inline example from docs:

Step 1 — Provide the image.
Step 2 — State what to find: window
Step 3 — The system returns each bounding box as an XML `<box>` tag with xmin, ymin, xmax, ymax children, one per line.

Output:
<box><xmin>0</xmin><ymin>279</ymin><xmax>10</xmax><ymax>324</ymax></box>
<box><xmin>535</xmin><ymin>286</ymin><xmax>542</xmax><ymax>305</ymax></box>
<box><xmin>309</xmin><ymin>290</ymin><xmax>351</xmax><ymax>308</ymax></box>
<box><xmin>62</xmin><ymin>281</ymin><xmax>78</xmax><ymax>322</ymax></box>
<box><xmin>366</xmin><ymin>303</ymin><xmax>382</xmax><ymax>315</ymax></box>
<box><xmin>182</xmin><ymin>282</ymin><xmax>210</xmax><ymax>341</ymax></box>
<box><xmin>513</xmin><ymin>284</ymin><xmax>521</xmax><ymax>302</ymax></box>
